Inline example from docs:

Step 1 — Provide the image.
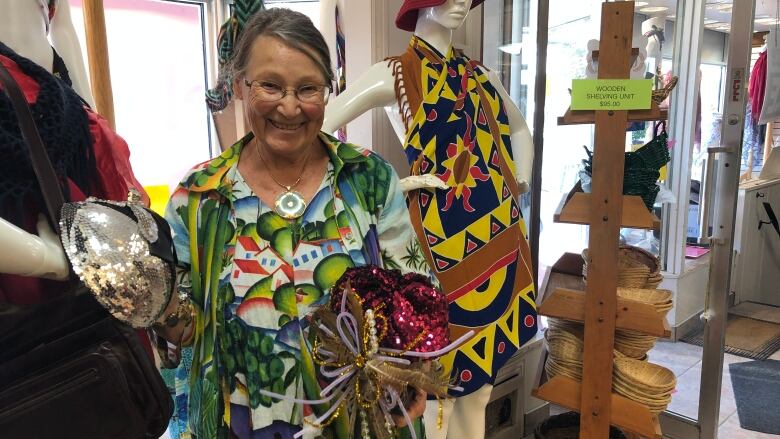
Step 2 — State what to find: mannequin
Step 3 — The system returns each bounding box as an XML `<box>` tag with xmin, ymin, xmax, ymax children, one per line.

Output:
<box><xmin>0</xmin><ymin>0</ymin><xmax>85</xmax><ymax>281</ymax></box>
<box><xmin>0</xmin><ymin>0</ymin><xmax>145</xmax><ymax>295</ymax></box>
<box><xmin>322</xmin><ymin>13</ymin><xmax>533</xmax><ymax>190</ymax></box>
<box><xmin>322</xmin><ymin>1</ymin><xmax>537</xmax><ymax>438</ymax></box>
<box><xmin>585</xmin><ymin>38</ymin><xmax>647</xmax><ymax>80</ymax></box>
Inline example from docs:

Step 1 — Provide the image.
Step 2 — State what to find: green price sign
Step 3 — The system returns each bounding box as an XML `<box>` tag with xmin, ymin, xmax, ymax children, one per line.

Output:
<box><xmin>570</xmin><ymin>79</ymin><xmax>652</xmax><ymax>110</ymax></box>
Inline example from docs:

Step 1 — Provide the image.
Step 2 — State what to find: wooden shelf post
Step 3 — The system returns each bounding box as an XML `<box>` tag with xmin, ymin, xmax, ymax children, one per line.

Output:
<box><xmin>578</xmin><ymin>2</ymin><xmax>634</xmax><ymax>436</ymax></box>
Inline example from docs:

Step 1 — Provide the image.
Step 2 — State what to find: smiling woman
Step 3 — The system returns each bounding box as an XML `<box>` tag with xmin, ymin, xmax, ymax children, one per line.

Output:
<box><xmin>157</xmin><ymin>7</ymin><xmax>434</xmax><ymax>439</ymax></box>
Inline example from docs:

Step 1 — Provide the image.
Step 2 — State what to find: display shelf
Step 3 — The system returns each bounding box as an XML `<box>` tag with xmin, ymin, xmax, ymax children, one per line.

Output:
<box><xmin>538</xmin><ymin>288</ymin><xmax>671</xmax><ymax>338</ymax></box>
<box><xmin>557</xmin><ymin>102</ymin><xmax>667</xmax><ymax>126</ymax></box>
<box><xmin>553</xmin><ymin>191</ymin><xmax>661</xmax><ymax>230</ymax></box>
<box><xmin>532</xmin><ymin>3</ymin><xmax>670</xmax><ymax>437</ymax></box>
<box><xmin>532</xmin><ymin>375</ymin><xmax>662</xmax><ymax>439</ymax></box>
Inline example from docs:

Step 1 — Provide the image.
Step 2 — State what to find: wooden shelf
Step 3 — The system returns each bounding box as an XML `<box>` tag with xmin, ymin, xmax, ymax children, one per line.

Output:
<box><xmin>532</xmin><ymin>375</ymin><xmax>663</xmax><ymax>439</ymax></box>
<box><xmin>557</xmin><ymin>102</ymin><xmax>668</xmax><ymax>126</ymax></box>
<box><xmin>538</xmin><ymin>288</ymin><xmax>671</xmax><ymax>338</ymax></box>
<box><xmin>554</xmin><ymin>191</ymin><xmax>661</xmax><ymax>230</ymax></box>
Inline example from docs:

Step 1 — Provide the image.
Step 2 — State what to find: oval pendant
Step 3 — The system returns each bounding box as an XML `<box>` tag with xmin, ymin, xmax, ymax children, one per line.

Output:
<box><xmin>275</xmin><ymin>190</ymin><xmax>306</xmax><ymax>219</ymax></box>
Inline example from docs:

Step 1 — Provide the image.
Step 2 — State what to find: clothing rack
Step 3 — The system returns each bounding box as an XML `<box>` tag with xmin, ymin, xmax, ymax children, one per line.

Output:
<box><xmin>532</xmin><ymin>2</ymin><xmax>668</xmax><ymax>438</ymax></box>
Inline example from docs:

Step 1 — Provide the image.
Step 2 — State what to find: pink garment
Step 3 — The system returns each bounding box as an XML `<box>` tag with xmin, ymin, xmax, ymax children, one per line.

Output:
<box><xmin>750</xmin><ymin>50</ymin><xmax>767</xmax><ymax>122</ymax></box>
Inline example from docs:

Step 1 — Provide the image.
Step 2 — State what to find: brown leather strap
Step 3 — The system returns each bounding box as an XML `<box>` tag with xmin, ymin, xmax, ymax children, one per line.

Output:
<box><xmin>0</xmin><ymin>62</ymin><xmax>66</xmax><ymax>232</ymax></box>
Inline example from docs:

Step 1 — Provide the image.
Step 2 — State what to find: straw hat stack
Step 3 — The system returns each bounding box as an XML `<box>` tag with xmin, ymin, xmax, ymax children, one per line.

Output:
<box><xmin>544</xmin><ymin>321</ymin><xmax>676</xmax><ymax>413</ymax></box>
<box><xmin>544</xmin><ymin>324</ymin><xmax>584</xmax><ymax>381</ymax></box>
<box><xmin>582</xmin><ymin>245</ymin><xmax>663</xmax><ymax>289</ymax></box>
<box><xmin>613</xmin><ymin>287</ymin><xmax>673</xmax><ymax>359</ymax></box>
<box><xmin>612</xmin><ymin>357</ymin><xmax>676</xmax><ymax>413</ymax></box>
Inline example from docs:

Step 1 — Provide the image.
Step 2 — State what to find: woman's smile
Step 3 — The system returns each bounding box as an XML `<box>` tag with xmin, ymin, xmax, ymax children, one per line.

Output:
<box><xmin>267</xmin><ymin>118</ymin><xmax>305</xmax><ymax>131</ymax></box>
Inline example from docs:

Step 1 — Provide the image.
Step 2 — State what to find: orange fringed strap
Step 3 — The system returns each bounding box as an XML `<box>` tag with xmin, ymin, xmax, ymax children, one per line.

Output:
<box><xmin>385</xmin><ymin>45</ymin><xmax>423</xmax><ymax>134</ymax></box>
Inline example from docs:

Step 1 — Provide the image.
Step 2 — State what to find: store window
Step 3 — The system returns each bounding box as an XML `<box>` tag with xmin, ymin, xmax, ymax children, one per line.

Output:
<box><xmin>68</xmin><ymin>0</ymin><xmax>212</xmax><ymax>198</ymax></box>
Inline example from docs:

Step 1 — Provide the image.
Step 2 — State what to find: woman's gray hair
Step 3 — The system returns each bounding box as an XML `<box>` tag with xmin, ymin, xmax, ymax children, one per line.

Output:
<box><xmin>223</xmin><ymin>8</ymin><xmax>334</xmax><ymax>90</ymax></box>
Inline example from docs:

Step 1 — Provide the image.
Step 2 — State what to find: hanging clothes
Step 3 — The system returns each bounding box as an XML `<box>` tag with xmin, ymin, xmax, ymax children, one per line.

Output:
<box><xmin>388</xmin><ymin>36</ymin><xmax>537</xmax><ymax>396</ymax></box>
<box><xmin>750</xmin><ymin>49</ymin><xmax>768</xmax><ymax>122</ymax></box>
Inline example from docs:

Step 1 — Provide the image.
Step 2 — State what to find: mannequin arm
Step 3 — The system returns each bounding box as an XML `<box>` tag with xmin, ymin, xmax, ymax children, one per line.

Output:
<box><xmin>50</xmin><ymin>0</ymin><xmax>95</xmax><ymax>107</ymax></box>
<box><xmin>322</xmin><ymin>61</ymin><xmax>397</xmax><ymax>134</ymax></box>
<box><xmin>486</xmin><ymin>71</ymin><xmax>533</xmax><ymax>193</ymax></box>
<box><xmin>0</xmin><ymin>216</ymin><xmax>69</xmax><ymax>280</ymax></box>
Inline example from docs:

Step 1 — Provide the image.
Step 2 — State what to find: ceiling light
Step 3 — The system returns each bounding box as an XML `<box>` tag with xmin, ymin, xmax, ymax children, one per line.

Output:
<box><xmin>667</xmin><ymin>15</ymin><xmax>676</xmax><ymax>19</ymax></box>
<box><xmin>755</xmin><ymin>17</ymin><xmax>780</xmax><ymax>25</ymax></box>
<box><xmin>634</xmin><ymin>1</ymin><xmax>649</xmax><ymax>7</ymax></box>
<box><xmin>639</xmin><ymin>6</ymin><xmax>669</xmax><ymax>13</ymax></box>
<box><xmin>704</xmin><ymin>18</ymin><xmax>718</xmax><ymax>24</ymax></box>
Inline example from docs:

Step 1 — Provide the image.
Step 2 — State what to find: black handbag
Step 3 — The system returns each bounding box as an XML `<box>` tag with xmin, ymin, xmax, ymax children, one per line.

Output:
<box><xmin>0</xmin><ymin>61</ymin><xmax>173</xmax><ymax>438</ymax></box>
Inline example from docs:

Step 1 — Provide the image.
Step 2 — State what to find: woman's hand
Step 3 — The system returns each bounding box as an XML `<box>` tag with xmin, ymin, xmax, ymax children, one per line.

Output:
<box><xmin>392</xmin><ymin>387</ymin><xmax>427</xmax><ymax>428</ymax></box>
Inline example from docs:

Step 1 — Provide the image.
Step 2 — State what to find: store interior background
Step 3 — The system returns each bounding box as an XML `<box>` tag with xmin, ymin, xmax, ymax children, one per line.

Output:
<box><xmin>56</xmin><ymin>0</ymin><xmax>779</xmax><ymax>437</ymax></box>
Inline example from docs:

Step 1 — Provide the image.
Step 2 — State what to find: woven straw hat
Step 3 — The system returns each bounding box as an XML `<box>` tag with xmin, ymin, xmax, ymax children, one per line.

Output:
<box><xmin>614</xmin><ymin>358</ymin><xmax>676</xmax><ymax>392</ymax></box>
<box><xmin>617</xmin><ymin>287</ymin><xmax>673</xmax><ymax>318</ymax></box>
<box><xmin>583</xmin><ymin>246</ymin><xmax>662</xmax><ymax>288</ymax></box>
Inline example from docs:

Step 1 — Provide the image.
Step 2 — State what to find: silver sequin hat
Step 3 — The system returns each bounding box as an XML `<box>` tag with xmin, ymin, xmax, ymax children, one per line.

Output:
<box><xmin>59</xmin><ymin>193</ymin><xmax>177</xmax><ymax>328</ymax></box>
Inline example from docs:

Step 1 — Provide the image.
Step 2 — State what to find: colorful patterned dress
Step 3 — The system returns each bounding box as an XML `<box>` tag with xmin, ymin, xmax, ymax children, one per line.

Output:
<box><xmin>163</xmin><ymin>132</ymin><xmax>429</xmax><ymax>438</ymax></box>
<box><xmin>389</xmin><ymin>36</ymin><xmax>538</xmax><ymax>395</ymax></box>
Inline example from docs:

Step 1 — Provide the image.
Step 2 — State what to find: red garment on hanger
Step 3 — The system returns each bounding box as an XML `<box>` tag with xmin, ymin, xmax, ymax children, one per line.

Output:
<box><xmin>750</xmin><ymin>50</ymin><xmax>767</xmax><ymax>122</ymax></box>
<box><xmin>0</xmin><ymin>54</ymin><xmax>152</xmax><ymax>357</ymax></box>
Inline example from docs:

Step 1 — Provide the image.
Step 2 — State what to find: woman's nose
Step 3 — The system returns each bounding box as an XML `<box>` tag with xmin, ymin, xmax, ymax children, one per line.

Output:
<box><xmin>275</xmin><ymin>94</ymin><xmax>301</xmax><ymax>117</ymax></box>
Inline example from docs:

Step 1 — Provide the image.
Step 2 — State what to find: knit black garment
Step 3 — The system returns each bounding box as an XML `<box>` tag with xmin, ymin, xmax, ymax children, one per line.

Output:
<box><xmin>0</xmin><ymin>42</ymin><xmax>95</xmax><ymax>227</ymax></box>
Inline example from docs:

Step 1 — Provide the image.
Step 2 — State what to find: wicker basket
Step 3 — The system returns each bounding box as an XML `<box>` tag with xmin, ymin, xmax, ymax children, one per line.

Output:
<box><xmin>545</xmin><ymin>357</ymin><xmax>582</xmax><ymax>381</ymax></box>
<box><xmin>583</xmin><ymin>246</ymin><xmax>662</xmax><ymax>288</ymax></box>
<box><xmin>546</xmin><ymin>319</ymin><xmax>585</xmax><ymax>339</ymax></box>
<box><xmin>616</xmin><ymin>287</ymin><xmax>672</xmax><ymax>305</ymax></box>
<box><xmin>545</xmin><ymin>334</ymin><xmax>583</xmax><ymax>363</ymax></box>
<box><xmin>613</xmin><ymin>358</ymin><xmax>677</xmax><ymax>392</ymax></box>
<box><xmin>613</xmin><ymin>343</ymin><xmax>654</xmax><ymax>360</ymax></box>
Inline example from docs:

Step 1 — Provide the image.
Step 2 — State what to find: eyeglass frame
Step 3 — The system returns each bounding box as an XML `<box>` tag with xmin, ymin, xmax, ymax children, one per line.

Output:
<box><xmin>242</xmin><ymin>79</ymin><xmax>333</xmax><ymax>104</ymax></box>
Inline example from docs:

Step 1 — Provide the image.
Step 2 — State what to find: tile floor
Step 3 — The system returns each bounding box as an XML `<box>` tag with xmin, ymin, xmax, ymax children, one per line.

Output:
<box><xmin>649</xmin><ymin>339</ymin><xmax>780</xmax><ymax>438</ymax></box>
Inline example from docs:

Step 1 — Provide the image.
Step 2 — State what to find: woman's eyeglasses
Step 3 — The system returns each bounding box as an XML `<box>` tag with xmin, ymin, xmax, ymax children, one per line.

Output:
<box><xmin>243</xmin><ymin>79</ymin><xmax>331</xmax><ymax>104</ymax></box>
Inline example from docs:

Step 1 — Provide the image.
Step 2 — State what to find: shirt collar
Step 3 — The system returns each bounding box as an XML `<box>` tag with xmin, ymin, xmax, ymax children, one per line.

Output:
<box><xmin>183</xmin><ymin>131</ymin><xmax>368</xmax><ymax>198</ymax></box>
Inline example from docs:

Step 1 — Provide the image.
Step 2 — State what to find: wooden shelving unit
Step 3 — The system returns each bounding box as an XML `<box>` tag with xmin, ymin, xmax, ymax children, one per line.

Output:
<box><xmin>533</xmin><ymin>2</ymin><xmax>668</xmax><ymax>438</ymax></box>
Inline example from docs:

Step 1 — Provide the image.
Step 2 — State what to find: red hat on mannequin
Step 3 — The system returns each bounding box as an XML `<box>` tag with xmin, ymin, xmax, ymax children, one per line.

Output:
<box><xmin>395</xmin><ymin>0</ymin><xmax>485</xmax><ymax>32</ymax></box>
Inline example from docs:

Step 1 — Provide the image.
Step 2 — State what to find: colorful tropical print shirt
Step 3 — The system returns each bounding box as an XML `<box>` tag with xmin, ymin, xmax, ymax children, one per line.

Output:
<box><xmin>163</xmin><ymin>132</ymin><xmax>430</xmax><ymax>439</ymax></box>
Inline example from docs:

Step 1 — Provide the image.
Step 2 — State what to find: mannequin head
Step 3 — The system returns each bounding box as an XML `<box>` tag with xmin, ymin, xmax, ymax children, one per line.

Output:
<box><xmin>419</xmin><ymin>0</ymin><xmax>473</xmax><ymax>30</ymax></box>
<box><xmin>395</xmin><ymin>0</ymin><xmax>483</xmax><ymax>32</ymax></box>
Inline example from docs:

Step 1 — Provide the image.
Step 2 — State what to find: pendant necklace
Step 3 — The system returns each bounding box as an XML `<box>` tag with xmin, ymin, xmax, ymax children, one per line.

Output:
<box><xmin>255</xmin><ymin>140</ymin><xmax>310</xmax><ymax>220</ymax></box>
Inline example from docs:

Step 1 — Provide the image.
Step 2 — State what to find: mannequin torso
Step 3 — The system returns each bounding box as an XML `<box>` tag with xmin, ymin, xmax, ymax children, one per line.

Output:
<box><xmin>322</xmin><ymin>3</ymin><xmax>533</xmax><ymax>188</ymax></box>
<box><xmin>0</xmin><ymin>0</ymin><xmax>127</xmax><ymax>281</ymax></box>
